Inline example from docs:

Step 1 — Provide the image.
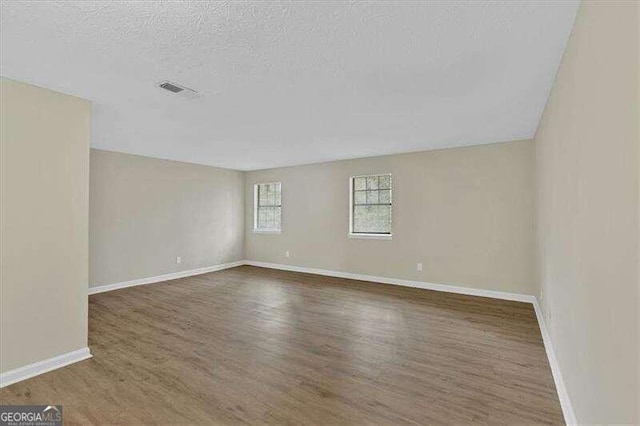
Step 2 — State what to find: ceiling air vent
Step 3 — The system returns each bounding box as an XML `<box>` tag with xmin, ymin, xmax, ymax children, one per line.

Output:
<box><xmin>157</xmin><ymin>81</ymin><xmax>199</xmax><ymax>98</ymax></box>
<box><xmin>159</xmin><ymin>81</ymin><xmax>183</xmax><ymax>93</ymax></box>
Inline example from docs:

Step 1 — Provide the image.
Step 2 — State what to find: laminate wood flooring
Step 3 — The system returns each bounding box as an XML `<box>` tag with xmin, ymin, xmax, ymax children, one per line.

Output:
<box><xmin>0</xmin><ymin>266</ymin><xmax>563</xmax><ymax>425</ymax></box>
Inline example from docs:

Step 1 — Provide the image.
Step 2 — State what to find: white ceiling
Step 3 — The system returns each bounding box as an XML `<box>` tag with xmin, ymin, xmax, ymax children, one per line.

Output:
<box><xmin>1</xmin><ymin>1</ymin><xmax>579</xmax><ymax>171</ymax></box>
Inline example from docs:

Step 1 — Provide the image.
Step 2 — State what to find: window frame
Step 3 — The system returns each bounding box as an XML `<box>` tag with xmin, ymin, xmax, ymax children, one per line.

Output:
<box><xmin>348</xmin><ymin>173</ymin><xmax>393</xmax><ymax>240</ymax></box>
<box><xmin>253</xmin><ymin>181</ymin><xmax>282</xmax><ymax>234</ymax></box>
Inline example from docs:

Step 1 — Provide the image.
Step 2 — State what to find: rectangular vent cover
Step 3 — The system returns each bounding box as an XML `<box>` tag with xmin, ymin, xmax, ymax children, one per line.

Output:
<box><xmin>157</xmin><ymin>81</ymin><xmax>198</xmax><ymax>98</ymax></box>
<box><xmin>159</xmin><ymin>81</ymin><xmax>184</xmax><ymax>93</ymax></box>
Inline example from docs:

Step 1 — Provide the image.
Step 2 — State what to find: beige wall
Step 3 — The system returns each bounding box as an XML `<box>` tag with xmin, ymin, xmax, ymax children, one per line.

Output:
<box><xmin>535</xmin><ymin>1</ymin><xmax>639</xmax><ymax>423</ymax></box>
<box><xmin>1</xmin><ymin>78</ymin><xmax>91</xmax><ymax>372</ymax></box>
<box><xmin>246</xmin><ymin>140</ymin><xmax>536</xmax><ymax>295</ymax></box>
<box><xmin>89</xmin><ymin>149</ymin><xmax>244</xmax><ymax>287</ymax></box>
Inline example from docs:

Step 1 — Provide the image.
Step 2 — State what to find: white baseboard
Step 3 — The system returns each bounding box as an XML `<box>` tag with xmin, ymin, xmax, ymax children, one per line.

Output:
<box><xmin>90</xmin><ymin>259</ymin><xmax>534</xmax><ymax>303</ymax></box>
<box><xmin>532</xmin><ymin>300</ymin><xmax>577</xmax><ymax>425</ymax></box>
<box><xmin>243</xmin><ymin>260</ymin><xmax>536</xmax><ymax>303</ymax></box>
<box><xmin>88</xmin><ymin>260</ymin><xmax>245</xmax><ymax>295</ymax></box>
<box><xmin>0</xmin><ymin>347</ymin><xmax>92</xmax><ymax>388</ymax></box>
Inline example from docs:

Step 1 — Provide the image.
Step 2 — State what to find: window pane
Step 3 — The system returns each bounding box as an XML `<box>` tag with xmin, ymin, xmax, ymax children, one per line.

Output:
<box><xmin>259</xmin><ymin>184</ymin><xmax>268</xmax><ymax>204</ymax></box>
<box><xmin>267</xmin><ymin>207</ymin><xmax>274</xmax><ymax>227</ymax></box>
<box><xmin>257</xmin><ymin>183</ymin><xmax>282</xmax><ymax>207</ymax></box>
<box><xmin>354</xmin><ymin>190</ymin><xmax>367</xmax><ymax>204</ymax></box>
<box><xmin>257</xmin><ymin>206</ymin><xmax>282</xmax><ymax>229</ymax></box>
<box><xmin>258</xmin><ymin>208</ymin><xmax>267</xmax><ymax>227</ymax></box>
<box><xmin>379</xmin><ymin>175</ymin><xmax>391</xmax><ymax>189</ymax></box>
<box><xmin>353</xmin><ymin>205</ymin><xmax>391</xmax><ymax>233</ymax></box>
<box><xmin>366</xmin><ymin>176</ymin><xmax>378</xmax><ymax>190</ymax></box>
<box><xmin>366</xmin><ymin>190</ymin><xmax>379</xmax><ymax>204</ymax></box>
<box><xmin>274</xmin><ymin>206</ymin><xmax>281</xmax><ymax>229</ymax></box>
<box><xmin>354</xmin><ymin>177</ymin><xmax>366</xmax><ymax>190</ymax></box>
<box><xmin>379</xmin><ymin>189</ymin><xmax>391</xmax><ymax>203</ymax></box>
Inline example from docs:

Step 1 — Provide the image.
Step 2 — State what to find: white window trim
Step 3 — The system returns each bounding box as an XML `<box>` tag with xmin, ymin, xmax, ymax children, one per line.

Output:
<box><xmin>253</xmin><ymin>182</ymin><xmax>282</xmax><ymax>233</ymax></box>
<box><xmin>348</xmin><ymin>173</ymin><xmax>393</xmax><ymax>240</ymax></box>
<box><xmin>348</xmin><ymin>233</ymin><xmax>392</xmax><ymax>240</ymax></box>
<box><xmin>253</xmin><ymin>229</ymin><xmax>282</xmax><ymax>234</ymax></box>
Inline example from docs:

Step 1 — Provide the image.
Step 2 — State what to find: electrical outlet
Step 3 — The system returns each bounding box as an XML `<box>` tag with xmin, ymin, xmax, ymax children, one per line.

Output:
<box><xmin>416</xmin><ymin>262</ymin><xmax>423</xmax><ymax>271</ymax></box>
<box><xmin>176</xmin><ymin>256</ymin><xmax>182</xmax><ymax>264</ymax></box>
<box><xmin>285</xmin><ymin>251</ymin><xmax>290</xmax><ymax>258</ymax></box>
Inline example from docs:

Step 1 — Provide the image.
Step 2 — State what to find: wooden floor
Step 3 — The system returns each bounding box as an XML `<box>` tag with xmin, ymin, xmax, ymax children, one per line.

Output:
<box><xmin>1</xmin><ymin>266</ymin><xmax>563</xmax><ymax>425</ymax></box>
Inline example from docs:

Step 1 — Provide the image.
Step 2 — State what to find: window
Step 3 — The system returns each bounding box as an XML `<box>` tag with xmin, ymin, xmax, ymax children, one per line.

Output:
<box><xmin>350</xmin><ymin>174</ymin><xmax>392</xmax><ymax>237</ymax></box>
<box><xmin>254</xmin><ymin>182</ymin><xmax>281</xmax><ymax>232</ymax></box>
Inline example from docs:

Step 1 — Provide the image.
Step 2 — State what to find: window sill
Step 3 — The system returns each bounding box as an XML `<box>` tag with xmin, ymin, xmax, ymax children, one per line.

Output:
<box><xmin>348</xmin><ymin>233</ymin><xmax>392</xmax><ymax>240</ymax></box>
<box><xmin>253</xmin><ymin>229</ymin><xmax>282</xmax><ymax>234</ymax></box>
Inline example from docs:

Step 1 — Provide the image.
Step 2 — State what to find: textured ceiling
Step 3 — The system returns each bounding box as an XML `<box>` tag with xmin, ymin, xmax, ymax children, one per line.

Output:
<box><xmin>1</xmin><ymin>1</ymin><xmax>579</xmax><ymax>170</ymax></box>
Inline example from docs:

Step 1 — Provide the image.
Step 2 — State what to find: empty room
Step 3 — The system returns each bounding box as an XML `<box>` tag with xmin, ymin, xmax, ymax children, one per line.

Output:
<box><xmin>0</xmin><ymin>0</ymin><xmax>638</xmax><ymax>424</ymax></box>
